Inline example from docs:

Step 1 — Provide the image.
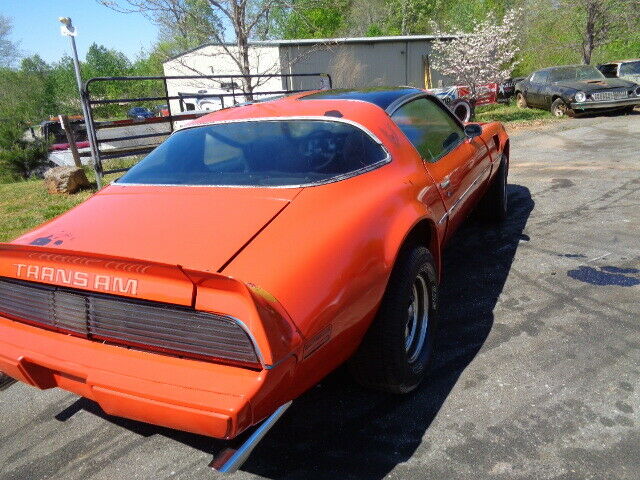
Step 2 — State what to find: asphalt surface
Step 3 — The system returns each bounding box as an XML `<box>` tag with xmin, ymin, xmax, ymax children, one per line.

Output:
<box><xmin>1</xmin><ymin>112</ymin><xmax>639</xmax><ymax>480</ymax></box>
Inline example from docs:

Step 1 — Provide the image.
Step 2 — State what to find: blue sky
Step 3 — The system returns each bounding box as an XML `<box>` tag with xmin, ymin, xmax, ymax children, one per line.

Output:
<box><xmin>1</xmin><ymin>0</ymin><xmax>159</xmax><ymax>63</ymax></box>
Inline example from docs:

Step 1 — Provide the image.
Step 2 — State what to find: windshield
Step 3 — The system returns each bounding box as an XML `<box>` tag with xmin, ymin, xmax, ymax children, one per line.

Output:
<box><xmin>117</xmin><ymin>119</ymin><xmax>388</xmax><ymax>187</ymax></box>
<box><xmin>549</xmin><ymin>66</ymin><xmax>605</xmax><ymax>82</ymax></box>
<box><xmin>620</xmin><ymin>61</ymin><xmax>640</xmax><ymax>76</ymax></box>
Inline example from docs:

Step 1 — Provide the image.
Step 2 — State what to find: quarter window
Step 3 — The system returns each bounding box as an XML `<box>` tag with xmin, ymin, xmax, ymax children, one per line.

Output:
<box><xmin>391</xmin><ymin>97</ymin><xmax>465</xmax><ymax>162</ymax></box>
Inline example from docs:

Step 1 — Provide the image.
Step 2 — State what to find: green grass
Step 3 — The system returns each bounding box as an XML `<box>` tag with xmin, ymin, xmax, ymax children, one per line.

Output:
<box><xmin>0</xmin><ymin>179</ymin><xmax>93</xmax><ymax>242</ymax></box>
<box><xmin>475</xmin><ymin>102</ymin><xmax>560</xmax><ymax>125</ymax></box>
<box><xmin>0</xmin><ymin>157</ymin><xmax>138</xmax><ymax>243</ymax></box>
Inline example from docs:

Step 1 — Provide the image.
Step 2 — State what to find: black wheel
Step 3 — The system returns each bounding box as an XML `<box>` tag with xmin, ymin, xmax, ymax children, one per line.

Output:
<box><xmin>621</xmin><ymin>106</ymin><xmax>636</xmax><ymax>114</ymax></box>
<box><xmin>516</xmin><ymin>92</ymin><xmax>528</xmax><ymax>109</ymax></box>
<box><xmin>349</xmin><ymin>245</ymin><xmax>438</xmax><ymax>393</ymax></box>
<box><xmin>479</xmin><ymin>154</ymin><xmax>508</xmax><ymax>223</ymax></box>
<box><xmin>449</xmin><ymin>98</ymin><xmax>474</xmax><ymax>122</ymax></box>
<box><xmin>551</xmin><ymin>98</ymin><xmax>574</xmax><ymax>117</ymax></box>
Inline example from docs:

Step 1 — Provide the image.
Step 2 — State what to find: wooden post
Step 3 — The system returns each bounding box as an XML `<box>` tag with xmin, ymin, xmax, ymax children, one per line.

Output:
<box><xmin>59</xmin><ymin>114</ymin><xmax>82</xmax><ymax>168</ymax></box>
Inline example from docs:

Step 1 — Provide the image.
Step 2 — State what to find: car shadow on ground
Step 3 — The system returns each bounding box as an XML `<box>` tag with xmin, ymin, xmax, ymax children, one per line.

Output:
<box><xmin>53</xmin><ymin>184</ymin><xmax>534</xmax><ymax>480</ymax></box>
<box><xmin>573</xmin><ymin>107</ymin><xmax>639</xmax><ymax>119</ymax></box>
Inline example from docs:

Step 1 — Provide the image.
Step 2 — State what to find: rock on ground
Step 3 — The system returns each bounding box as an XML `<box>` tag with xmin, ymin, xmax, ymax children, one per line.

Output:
<box><xmin>43</xmin><ymin>166</ymin><xmax>90</xmax><ymax>194</ymax></box>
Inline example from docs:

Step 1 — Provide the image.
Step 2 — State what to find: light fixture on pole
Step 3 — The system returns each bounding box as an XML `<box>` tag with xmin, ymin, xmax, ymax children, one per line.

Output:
<box><xmin>59</xmin><ymin>17</ymin><xmax>102</xmax><ymax>188</ymax></box>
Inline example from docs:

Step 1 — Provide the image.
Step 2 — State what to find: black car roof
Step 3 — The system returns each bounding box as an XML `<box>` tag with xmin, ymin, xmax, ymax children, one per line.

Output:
<box><xmin>299</xmin><ymin>87</ymin><xmax>424</xmax><ymax>110</ymax></box>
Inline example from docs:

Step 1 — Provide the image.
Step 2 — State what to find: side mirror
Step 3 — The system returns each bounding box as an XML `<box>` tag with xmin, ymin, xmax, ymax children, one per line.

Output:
<box><xmin>464</xmin><ymin>124</ymin><xmax>483</xmax><ymax>138</ymax></box>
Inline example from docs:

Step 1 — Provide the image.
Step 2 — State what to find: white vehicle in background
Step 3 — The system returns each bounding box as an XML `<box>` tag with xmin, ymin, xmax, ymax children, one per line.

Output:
<box><xmin>177</xmin><ymin>81</ymin><xmax>247</xmax><ymax>112</ymax></box>
<box><xmin>598</xmin><ymin>59</ymin><xmax>640</xmax><ymax>85</ymax></box>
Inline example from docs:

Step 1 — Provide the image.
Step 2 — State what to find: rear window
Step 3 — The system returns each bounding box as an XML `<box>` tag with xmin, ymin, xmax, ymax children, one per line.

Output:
<box><xmin>118</xmin><ymin>119</ymin><xmax>388</xmax><ymax>187</ymax></box>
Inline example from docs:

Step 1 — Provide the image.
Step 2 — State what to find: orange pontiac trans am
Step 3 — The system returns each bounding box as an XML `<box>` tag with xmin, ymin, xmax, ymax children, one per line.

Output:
<box><xmin>0</xmin><ymin>87</ymin><xmax>509</xmax><ymax>471</ymax></box>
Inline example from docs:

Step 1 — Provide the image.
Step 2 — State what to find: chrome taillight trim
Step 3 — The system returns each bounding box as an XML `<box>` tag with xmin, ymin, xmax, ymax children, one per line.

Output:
<box><xmin>0</xmin><ymin>277</ymin><xmax>260</xmax><ymax>367</ymax></box>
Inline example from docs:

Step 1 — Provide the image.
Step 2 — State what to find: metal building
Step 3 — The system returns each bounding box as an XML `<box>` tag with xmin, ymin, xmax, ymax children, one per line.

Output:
<box><xmin>162</xmin><ymin>35</ymin><xmax>455</xmax><ymax>111</ymax></box>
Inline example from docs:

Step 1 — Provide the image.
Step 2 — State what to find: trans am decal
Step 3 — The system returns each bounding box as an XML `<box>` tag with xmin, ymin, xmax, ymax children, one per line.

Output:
<box><xmin>12</xmin><ymin>263</ymin><xmax>138</xmax><ymax>295</ymax></box>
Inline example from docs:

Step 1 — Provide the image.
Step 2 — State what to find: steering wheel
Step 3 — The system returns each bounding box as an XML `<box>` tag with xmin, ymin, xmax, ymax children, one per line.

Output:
<box><xmin>302</xmin><ymin>129</ymin><xmax>338</xmax><ymax>171</ymax></box>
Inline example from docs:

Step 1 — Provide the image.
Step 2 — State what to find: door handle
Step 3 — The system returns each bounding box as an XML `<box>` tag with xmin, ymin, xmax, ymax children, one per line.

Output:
<box><xmin>440</xmin><ymin>178</ymin><xmax>451</xmax><ymax>189</ymax></box>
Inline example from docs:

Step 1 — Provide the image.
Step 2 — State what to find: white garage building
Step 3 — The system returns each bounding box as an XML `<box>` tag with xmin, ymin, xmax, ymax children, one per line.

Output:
<box><xmin>162</xmin><ymin>35</ymin><xmax>456</xmax><ymax>112</ymax></box>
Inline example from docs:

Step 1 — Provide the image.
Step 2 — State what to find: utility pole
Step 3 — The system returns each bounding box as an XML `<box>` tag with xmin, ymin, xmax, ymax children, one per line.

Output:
<box><xmin>59</xmin><ymin>17</ymin><xmax>102</xmax><ymax>188</ymax></box>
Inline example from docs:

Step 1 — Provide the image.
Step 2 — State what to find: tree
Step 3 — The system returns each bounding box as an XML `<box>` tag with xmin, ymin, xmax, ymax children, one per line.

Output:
<box><xmin>429</xmin><ymin>8</ymin><xmax>523</xmax><ymax>97</ymax></box>
<box><xmin>19</xmin><ymin>55</ymin><xmax>58</xmax><ymax>120</ymax></box>
<box><xmin>0</xmin><ymin>14</ymin><xmax>20</xmax><ymax>68</ymax></box>
<box><xmin>566</xmin><ymin>0</ymin><xmax>639</xmax><ymax>64</ymax></box>
<box><xmin>269</xmin><ymin>0</ymin><xmax>349</xmax><ymax>39</ymax></box>
<box><xmin>101</xmin><ymin>0</ymin><xmax>299</xmax><ymax>98</ymax></box>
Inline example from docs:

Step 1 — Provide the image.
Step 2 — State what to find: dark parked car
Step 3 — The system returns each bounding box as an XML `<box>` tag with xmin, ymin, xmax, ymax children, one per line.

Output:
<box><xmin>40</xmin><ymin>118</ymin><xmax>88</xmax><ymax>146</ymax></box>
<box><xmin>515</xmin><ymin>65</ymin><xmax>640</xmax><ymax>117</ymax></box>
<box><xmin>598</xmin><ymin>59</ymin><xmax>640</xmax><ymax>85</ymax></box>
<box><xmin>127</xmin><ymin>106</ymin><xmax>154</xmax><ymax>119</ymax></box>
<box><xmin>498</xmin><ymin>77</ymin><xmax>525</xmax><ymax>103</ymax></box>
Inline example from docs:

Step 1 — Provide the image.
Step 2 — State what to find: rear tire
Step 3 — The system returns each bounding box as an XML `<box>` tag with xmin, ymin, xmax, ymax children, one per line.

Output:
<box><xmin>479</xmin><ymin>154</ymin><xmax>508</xmax><ymax>223</ymax></box>
<box><xmin>349</xmin><ymin>245</ymin><xmax>438</xmax><ymax>394</ymax></box>
<box><xmin>516</xmin><ymin>92</ymin><xmax>528</xmax><ymax>109</ymax></box>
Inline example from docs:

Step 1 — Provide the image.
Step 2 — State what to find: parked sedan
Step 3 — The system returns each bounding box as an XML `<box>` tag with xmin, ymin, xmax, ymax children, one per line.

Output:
<box><xmin>598</xmin><ymin>59</ymin><xmax>640</xmax><ymax>85</ymax></box>
<box><xmin>515</xmin><ymin>65</ymin><xmax>640</xmax><ymax>117</ymax></box>
<box><xmin>0</xmin><ymin>87</ymin><xmax>509</xmax><ymax>473</ymax></box>
<box><xmin>126</xmin><ymin>106</ymin><xmax>154</xmax><ymax>119</ymax></box>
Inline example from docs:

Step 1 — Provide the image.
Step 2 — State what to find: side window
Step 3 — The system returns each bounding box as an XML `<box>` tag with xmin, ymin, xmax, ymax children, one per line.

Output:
<box><xmin>531</xmin><ymin>71</ymin><xmax>547</xmax><ymax>83</ymax></box>
<box><xmin>391</xmin><ymin>97</ymin><xmax>465</xmax><ymax>162</ymax></box>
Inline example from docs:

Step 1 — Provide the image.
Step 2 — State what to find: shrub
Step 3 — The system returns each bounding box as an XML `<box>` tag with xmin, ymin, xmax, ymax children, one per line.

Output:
<box><xmin>0</xmin><ymin>120</ymin><xmax>51</xmax><ymax>182</ymax></box>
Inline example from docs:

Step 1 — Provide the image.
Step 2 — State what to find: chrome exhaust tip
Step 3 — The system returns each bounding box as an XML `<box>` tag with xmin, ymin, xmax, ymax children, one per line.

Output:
<box><xmin>210</xmin><ymin>401</ymin><xmax>292</xmax><ymax>474</ymax></box>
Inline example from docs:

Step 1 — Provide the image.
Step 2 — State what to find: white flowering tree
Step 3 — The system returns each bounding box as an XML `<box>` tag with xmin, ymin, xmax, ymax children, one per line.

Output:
<box><xmin>430</xmin><ymin>8</ymin><xmax>523</xmax><ymax>99</ymax></box>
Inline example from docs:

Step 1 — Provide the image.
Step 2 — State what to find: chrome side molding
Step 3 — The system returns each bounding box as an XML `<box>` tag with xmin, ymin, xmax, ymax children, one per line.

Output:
<box><xmin>210</xmin><ymin>401</ymin><xmax>292</xmax><ymax>474</ymax></box>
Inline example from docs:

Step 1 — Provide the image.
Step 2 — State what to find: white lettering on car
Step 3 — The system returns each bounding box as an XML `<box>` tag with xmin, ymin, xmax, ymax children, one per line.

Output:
<box><xmin>94</xmin><ymin>274</ymin><xmax>110</xmax><ymax>291</ymax></box>
<box><xmin>40</xmin><ymin>267</ymin><xmax>55</xmax><ymax>282</ymax></box>
<box><xmin>56</xmin><ymin>269</ymin><xmax>72</xmax><ymax>285</ymax></box>
<box><xmin>74</xmin><ymin>272</ymin><xmax>89</xmax><ymax>288</ymax></box>
<box><xmin>112</xmin><ymin>277</ymin><xmax>138</xmax><ymax>295</ymax></box>
<box><xmin>27</xmin><ymin>265</ymin><xmax>39</xmax><ymax>279</ymax></box>
<box><xmin>12</xmin><ymin>264</ymin><xmax>138</xmax><ymax>295</ymax></box>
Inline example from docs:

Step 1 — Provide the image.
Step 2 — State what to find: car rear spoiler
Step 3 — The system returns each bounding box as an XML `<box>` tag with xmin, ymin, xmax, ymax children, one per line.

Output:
<box><xmin>0</xmin><ymin>243</ymin><xmax>303</xmax><ymax>367</ymax></box>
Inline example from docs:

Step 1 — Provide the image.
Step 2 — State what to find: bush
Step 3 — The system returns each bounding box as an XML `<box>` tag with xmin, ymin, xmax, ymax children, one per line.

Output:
<box><xmin>0</xmin><ymin>121</ymin><xmax>51</xmax><ymax>182</ymax></box>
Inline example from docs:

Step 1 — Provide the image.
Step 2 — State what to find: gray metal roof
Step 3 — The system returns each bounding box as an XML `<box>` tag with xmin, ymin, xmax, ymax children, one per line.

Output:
<box><xmin>254</xmin><ymin>34</ymin><xmax>457</xmax><ymax>46</ymax></box>
<box><xmin>163</xmin><ymin>34</ymin><xmax>457</xmax><ymax>64</ymax></box>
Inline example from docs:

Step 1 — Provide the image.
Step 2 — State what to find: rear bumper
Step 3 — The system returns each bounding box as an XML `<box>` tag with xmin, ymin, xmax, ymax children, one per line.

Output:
<box><xmin>571</xmin><ymin>98</ymin><xmax>640</xmax><ymax>110</ymax></box>
<box><xmin>0</xmin><ymin>316</ymin><xmax>295</xmax><ymax>439</ymax></box>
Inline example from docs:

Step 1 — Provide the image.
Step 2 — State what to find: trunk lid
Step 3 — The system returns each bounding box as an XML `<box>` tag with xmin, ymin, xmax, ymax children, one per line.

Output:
<box><xmin>11</xmin><ymin>185</ymin><xmax>301</xmax><ymax>274</ymax></box>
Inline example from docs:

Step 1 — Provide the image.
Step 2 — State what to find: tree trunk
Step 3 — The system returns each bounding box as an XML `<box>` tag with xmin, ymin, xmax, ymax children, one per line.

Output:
<box><xmin>401</xmin><ymin>0</ymin><xmax>409</xmax><ymax>35</ymax></box>
<box><xmin>582</xmin><ymin>43</ymin><xmax>592</xmax><ymax>65</ymax></box>
<box><xmin>582</xmin><ymin>0</ymin><xmax>597</xmax><ymax>64</ymax></box>
<box><xmin>232</xmin><ymin>0</ymin><xmax>254</xmax><ymax>101</ymax></box>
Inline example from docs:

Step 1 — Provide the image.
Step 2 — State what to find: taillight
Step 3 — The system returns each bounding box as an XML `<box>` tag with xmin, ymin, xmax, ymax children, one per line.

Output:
<box><xmin>0</xmin><ymin>278</ymin><xmax>261</xmax><ymax>368</ymax></box>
